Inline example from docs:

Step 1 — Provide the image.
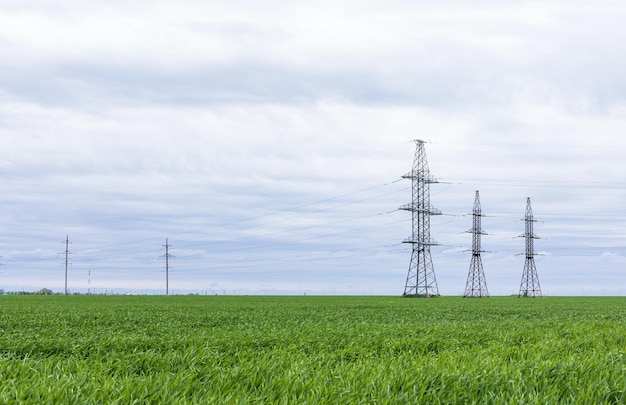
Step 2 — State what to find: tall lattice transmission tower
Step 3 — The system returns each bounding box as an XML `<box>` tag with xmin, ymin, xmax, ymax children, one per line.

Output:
<box><xmin>518</xmin><ymin>197</ymin><xmax>542</xmax><ymax>297</ymax></box>
<box><xmin>400</xmin><ymin>139</ymin><xmax>441</xmax><ymax>297</ymax></box>
<box><xmin>463</xmin><ymin>190</ymin><xmax>489</xmax><ymax>297</ymax></box>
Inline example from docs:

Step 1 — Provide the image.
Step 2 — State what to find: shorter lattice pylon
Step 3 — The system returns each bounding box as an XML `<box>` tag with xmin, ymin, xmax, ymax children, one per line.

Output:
<box><xmin>518</xmin><ymin>197</ymin><xmax>542</xmax><ymax>298</ymax></box>
<box><xmin>463</xmin><ymin>191</ymin><xmax>489</xmax><ymax>297</ymax></box>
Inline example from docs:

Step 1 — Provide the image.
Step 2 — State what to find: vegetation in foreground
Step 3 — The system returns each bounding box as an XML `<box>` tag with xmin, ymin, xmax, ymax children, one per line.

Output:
<box><xmin>0</xmin><ymin>295</ymin><xmax>625</xmax><ymax>403</ymax></box>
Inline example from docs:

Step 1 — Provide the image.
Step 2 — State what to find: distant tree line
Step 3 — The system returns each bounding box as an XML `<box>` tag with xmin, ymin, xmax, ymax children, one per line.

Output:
<box><xmin>0</xmin><ymin>288</ymin><xmax>57</xmax><ymax>295</ymax></box>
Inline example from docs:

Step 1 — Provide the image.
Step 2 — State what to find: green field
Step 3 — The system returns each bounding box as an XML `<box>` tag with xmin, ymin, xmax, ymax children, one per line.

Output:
<box><xmin>1</xmin><ymin>295</ymin><xmax>625</xmax><ymax>403</ymax></box>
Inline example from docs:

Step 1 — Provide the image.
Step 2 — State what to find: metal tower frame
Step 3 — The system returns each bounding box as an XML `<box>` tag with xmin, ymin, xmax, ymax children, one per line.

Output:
<box><xmin>518</xmin><ymin>197</ymin><xmax>542</xmax><ymax>297</ymax></box>
<box><xmin>400</xmin><ymin>140</ymin><xmax>441</xmax><ymax>297</ymax></box>
<box><xmin>463</xmin><ymin>191</ymin><xmax>489</xmax><ymax>297</ymax></box>
<box><xmin>162</xmin><ymin>238</ymin><xmax>174</xmax><ymax>296</ymax></box>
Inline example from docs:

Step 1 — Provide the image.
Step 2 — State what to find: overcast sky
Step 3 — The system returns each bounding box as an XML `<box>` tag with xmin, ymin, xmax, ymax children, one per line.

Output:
<box><xmin>1</xmin><ymin>1</ymin><xmax>625</xmax><ymax>295</ymax></box>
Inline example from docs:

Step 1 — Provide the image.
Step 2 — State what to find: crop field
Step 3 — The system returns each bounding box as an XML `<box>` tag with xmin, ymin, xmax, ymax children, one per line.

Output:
<box><xmin>0</xmin><ymin>295</ymin><xmax>625</xmax><ymax>404</ymax></box>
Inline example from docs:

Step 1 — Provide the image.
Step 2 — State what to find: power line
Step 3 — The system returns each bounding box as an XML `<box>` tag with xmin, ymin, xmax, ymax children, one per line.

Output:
<box><xmin>445</xmin><ymin>178</ymin><xmax>626</xmax><ymax>190</ymax></box>
<box><xmin>67</xmin><ymin>177</ymin><xmax>406</xmax><ymax>259</ymax></box>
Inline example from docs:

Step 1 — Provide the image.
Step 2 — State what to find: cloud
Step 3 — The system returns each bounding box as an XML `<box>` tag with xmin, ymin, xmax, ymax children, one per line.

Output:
<box><xmin>3</xmin><ymin>1</ymin><xmax>626</xmax><ymax>110</ymax></box>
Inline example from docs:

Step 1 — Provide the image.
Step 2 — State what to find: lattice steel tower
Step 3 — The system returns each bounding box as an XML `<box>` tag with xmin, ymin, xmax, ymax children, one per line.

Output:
<box><xmin>463</xmin><ymin>191</ymin><xmax>489</xmax><ymax>297</ymax></box>
<box><xmin>400</xmin><ymin>140</ymin><xmax>441</xmax><ymax>297</ymax></box>
<box><xmin>518</xmin><ymin>197</ymin><xmax>542</xmax><ymax>297</ymax></box>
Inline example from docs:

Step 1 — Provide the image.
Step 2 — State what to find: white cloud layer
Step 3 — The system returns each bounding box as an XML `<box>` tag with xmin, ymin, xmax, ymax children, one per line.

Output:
<box><xmin>0</xmin><ymin>0</ymin><xmax>624</xmax><ymax>295</ymax></box>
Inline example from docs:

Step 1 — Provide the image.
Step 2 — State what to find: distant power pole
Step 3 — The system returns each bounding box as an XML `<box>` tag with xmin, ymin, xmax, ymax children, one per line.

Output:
<box><xmin>463</xmin><ymin>191</ymin><xmax>489</xmax><ymax>297</ymax></box>
<box><xmin>162</xmin><ymin>238</ymin><xmax>174</xmax><ymax>296</ymax></box>
<box><xmin>63</xmin><ymin>235</ymin><xmax>73</xmax><ymax>296</ymax></box>
<box><xmin>400</xmin><ymin>140</ymin><xmax>441</xmax><ymax>297</ymax></box>
<box><xmin>518</xmin><ymin>198</ymin><xmax>542</xmax><ymax>297</ymax></box>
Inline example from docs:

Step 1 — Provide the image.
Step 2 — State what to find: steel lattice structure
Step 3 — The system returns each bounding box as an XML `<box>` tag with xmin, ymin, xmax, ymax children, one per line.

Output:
<box><xmin>518</xmin><ymin>197</ymin><xmax>542</xmax><ymax>298</ymax></box>
<box><xmin>463</xmin><ymin>191</ymin><xmax>489</xmax><ymax>298</ymax></box>
<box><xmin>400</xmin><ymin>140</ymin><xmax>441</xmax><ymax>297</ymax></box>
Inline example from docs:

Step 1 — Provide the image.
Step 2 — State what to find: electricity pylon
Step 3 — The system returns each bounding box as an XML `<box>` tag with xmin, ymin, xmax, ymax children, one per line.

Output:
<box><xmin>463</xmin><ymin>190</ymin><xmax>489</xmax><ymax>297</ymax></box>
<box><xmin>518</xmin><ymin>198</ymin><xmax>542</xmax><ymax>297</ymax></box>
<box><xmin>61</xmin><ymin>235</ymin><xmax>73</xmax><ymax>296</ymax></box>
<box><xmin>162</xmin><ymin>238</ymin><xmax>174</xmax><ymax>296</ymax></box>
<box><xmin>400</xmin><ymin>139</ymin><xmax>441</xmax><ymax>297</ymax></box>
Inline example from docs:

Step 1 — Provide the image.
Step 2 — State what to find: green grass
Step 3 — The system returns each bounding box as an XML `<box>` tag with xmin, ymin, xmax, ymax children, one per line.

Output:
<box><xmin>0</xmin><ymin>295</ymin><xmax>625</xmax><ymax>403</ymax></box>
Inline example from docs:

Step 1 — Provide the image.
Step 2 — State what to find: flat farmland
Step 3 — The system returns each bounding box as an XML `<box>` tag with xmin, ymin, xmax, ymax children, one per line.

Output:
<box><xmin>1</xmin><ymin>295</ymin><xmax>625</xmax><ymax>403</ymax></box>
